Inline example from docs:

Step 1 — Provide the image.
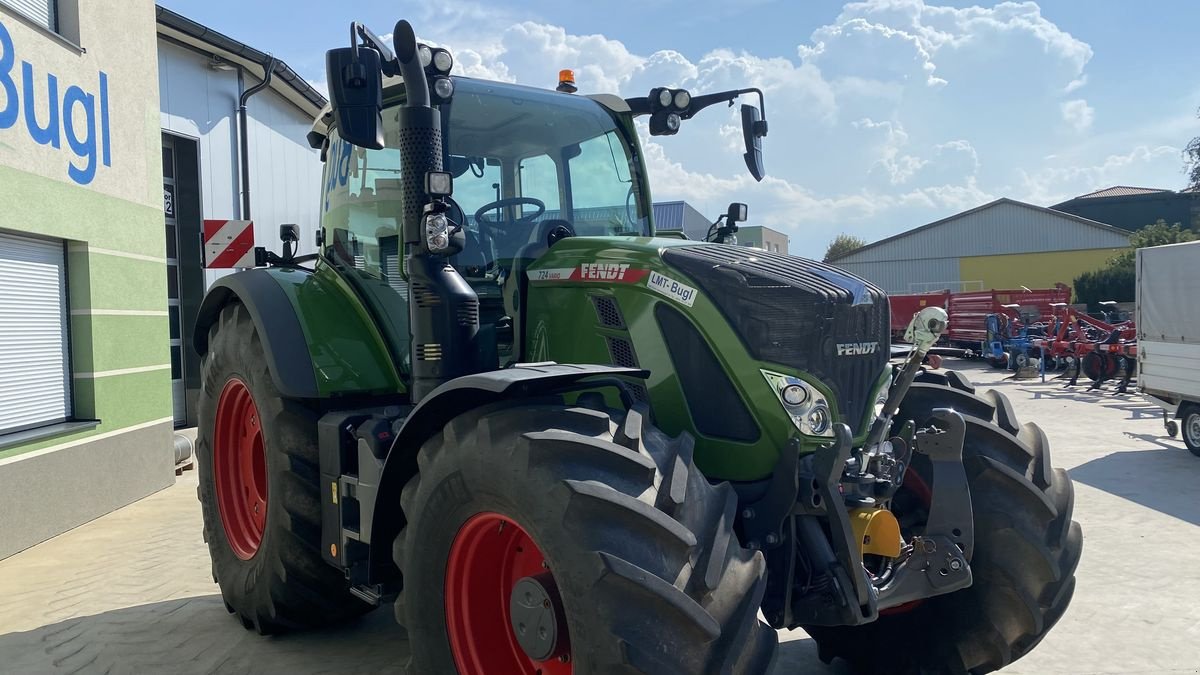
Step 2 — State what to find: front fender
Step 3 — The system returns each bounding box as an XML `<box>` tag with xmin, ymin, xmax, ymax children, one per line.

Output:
<box><xmin>193</xmin><ymin>265</ymin><xmax>403</xmax><ymax>398</ymax></box>
<box><xmin>367</xmin><ymin>363</ymin><xmax>647</xmax><ymax>581</ymax></box>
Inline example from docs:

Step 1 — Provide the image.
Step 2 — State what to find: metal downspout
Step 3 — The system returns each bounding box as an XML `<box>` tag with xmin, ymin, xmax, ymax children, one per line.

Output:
<box><xmin>237</xmin><ymin>56</ymin><xmax>277</xmax><ymax>220</ymax></box>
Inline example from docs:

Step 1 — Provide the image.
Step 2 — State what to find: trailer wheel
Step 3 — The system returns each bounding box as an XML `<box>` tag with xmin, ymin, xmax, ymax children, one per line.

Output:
<box><xmin>1182</xmin><ymin>404</ymin><xmax>1200</xmax><ymax>457</ymax></box>
<box><xmin>392</xmin><ymin>401</ymin><xmax>776</xmax><ymax>674</ymax></box>
<box><xmin>806</xmin><ymin>379</ymin><xmax>1083</xmax><ymax>674</ymax></box>
<box><xmin>1161</xmin><ymin>417</ymin><xmax>1180</xmax><ymax>439</ymax></box>
<box><xmin>197</xmin><ymin>303</ymin><xmax>371</xmax><ymax>633</ymax></box>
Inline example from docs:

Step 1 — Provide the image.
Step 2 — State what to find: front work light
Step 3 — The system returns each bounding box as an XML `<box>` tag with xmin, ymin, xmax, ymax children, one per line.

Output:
<box><xmin>432</xmin><ymin>48</ymin><xmax>453</xmax><ymax>73</ymax></box>
<box><xmin>673</xmin><ymin>89</ymin><xmax>691</xmax><ymax>109</ymax></box>
<box><xmin>657</xmin><ymin>88</ymin><xmax>674</xmax><ymax>108</ymax></box>
<box><xmin>432</xmin><ymin>76</ymin><xmax>455</xmax><ymax>101</ymax></box>
<box><xmin>425</xmin><ymin>171</ymin><xmax>453</xmax><ymax>196</ymax></box>
<box><xmin>649</xmin><ymin>110</ymin><xmax>681</xmax><ymax>136</ymax></box>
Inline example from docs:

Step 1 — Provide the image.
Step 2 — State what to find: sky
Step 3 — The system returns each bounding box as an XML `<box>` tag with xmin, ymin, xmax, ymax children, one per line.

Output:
<box><xmin>160</xmin><ymin>0</ymin><xmax>1200</xmax><ymax>259</ymax></box>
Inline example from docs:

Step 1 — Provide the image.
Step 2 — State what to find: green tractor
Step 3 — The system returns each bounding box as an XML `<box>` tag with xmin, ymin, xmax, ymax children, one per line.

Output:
<box><xmin>194</xmin><ymin>18</ymin><xmax>1081</xmax><ymax>674</ymax></box>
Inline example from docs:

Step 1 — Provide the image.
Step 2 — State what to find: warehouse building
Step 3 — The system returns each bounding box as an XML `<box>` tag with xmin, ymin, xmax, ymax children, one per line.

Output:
<box><xmin>0</xmin><ymin>1</ymin><xmax>325</xmax><ymax>559</ymax></box>
<box><xmin>156</xmin><ymin>6</ymin><xmax>326</xmax><ymax>428</ymax></box>
<box><xmin>738</xmin><ymin>224</ymin><xmax>789</xmax><ymax>254</ymax></box>
<box><xmin>1051</xmin><ymin>185</ymin><xmax>1200</xmax><ymax>232</ymax></box>
<box><xmin>653</xmin><ymin>200</ymin><xmax>713</xmax><ymax>240</ymax></box>
<box><xmin>827</xmin><ymin>198</ymin><xmax>1131</xmax><ymax>294</ymax></box>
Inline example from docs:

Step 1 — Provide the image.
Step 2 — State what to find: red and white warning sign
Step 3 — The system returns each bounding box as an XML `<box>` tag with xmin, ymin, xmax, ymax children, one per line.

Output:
<box><xmin>203</xmin><ymin>220</ymin><xmax>256</xmax><ymax>269</ymax></box>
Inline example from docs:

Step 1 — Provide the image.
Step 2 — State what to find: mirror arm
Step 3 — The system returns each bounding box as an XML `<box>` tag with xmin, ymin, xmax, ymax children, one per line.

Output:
<box><xmin>354</xmin><ymin>22</ymin><xmax>400</xmax><ymax>76</ymax></box>
<box><xmin>623</xmin><ymin>88</ymin><xmax>766</xmax><ymax>127</ymax></box>
<box><xmin>624</xmin><ymin>96</ymin><xmax>652</xmax><ymax>115</ymax></box>
<box><xmin>682</xmin><ymin>87</ymin><xmax>766</xmax><ymax>124</ymax></box>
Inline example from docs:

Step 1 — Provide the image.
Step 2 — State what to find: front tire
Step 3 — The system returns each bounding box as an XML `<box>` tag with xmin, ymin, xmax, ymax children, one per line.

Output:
<box><xmin>197</xmin><ymin>303</ymin><xmax>371</xmax><ymax>633</ymax></box>
<box><xmin>805</xmin><ymin>373</ymin><xmax>1083</xmax><ymax>674</ymax></box>
<box><xmin>392</xmin><ymin>400</ymin><xmax>777</xmax><ymax>674</ymax></box>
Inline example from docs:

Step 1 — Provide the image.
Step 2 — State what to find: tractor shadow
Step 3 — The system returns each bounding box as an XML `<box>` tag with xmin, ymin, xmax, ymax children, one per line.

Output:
<box><xmin>0</xmin><ymin>594</ymin><xmax>843</xmax><ymax>674</ymax></box>
<box><xmin>772</xmin><ymin>633</ymin><xmax>850</xmax><ymax>673</ymax></box>
<box><xmin>0</xmin><ymin>595</ymin><xmax>409</xmax><ymax>674</ymax></box>
<box><xmin>1069</xmin><ymin>436</ymin><xmax>1200</xmax><ymax>526</ymax></box>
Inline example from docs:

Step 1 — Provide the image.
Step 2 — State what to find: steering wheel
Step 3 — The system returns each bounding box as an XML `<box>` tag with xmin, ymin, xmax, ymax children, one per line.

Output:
<box><xmin>474</xmin><ymin>197</ymin><xmax>546</xmax><ymax>232</ymax></box>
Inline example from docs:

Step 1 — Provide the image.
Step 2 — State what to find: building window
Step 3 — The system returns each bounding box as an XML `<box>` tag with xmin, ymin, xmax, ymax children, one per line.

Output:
<box><xmin>1</xmin><ymin>0</ymin><xmax>57</xmax><ymax>32</ymax></box>
<box><xmin>0</xmin><ymin>231</ymin><xmax>71</xmax><ymax>435</ymax></box>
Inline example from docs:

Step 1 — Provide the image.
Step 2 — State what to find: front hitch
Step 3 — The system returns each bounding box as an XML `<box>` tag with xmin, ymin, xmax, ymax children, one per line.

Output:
<box><xmin>873</xmin><ymin>409</ymin><xmax>973</xmax><ymax>609</ymax></box>
<box><xmin>756</xmin><ymin>408</ymin><xmax>975</xmax><ymax>629</ymax></box>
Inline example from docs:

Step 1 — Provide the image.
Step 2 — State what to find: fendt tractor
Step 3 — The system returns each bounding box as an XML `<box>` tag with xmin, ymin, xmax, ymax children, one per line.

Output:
<box><xmin>194</xmin><ymin>19</ymin><xmax>1082</xmax><ymax>675</ymax></box>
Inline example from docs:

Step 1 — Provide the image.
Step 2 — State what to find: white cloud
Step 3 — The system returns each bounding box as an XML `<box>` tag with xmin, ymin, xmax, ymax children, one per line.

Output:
<box><xmin>1061</xmin><ymin>99</ymin><xmax>1095</xmax><ymax>132</ymax></box>
<box><xmin>352</xmin><ymin>1</ymin><xmax>1194</xmax><ymax>258</ymax></box>
<box><xmin>1018</xmin><ymin>145</ymin><xmax>1179</xmax><ymax>205</ymax></box>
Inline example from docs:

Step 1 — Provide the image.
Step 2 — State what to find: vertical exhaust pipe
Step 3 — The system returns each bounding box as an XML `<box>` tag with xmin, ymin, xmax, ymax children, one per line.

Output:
<box><xmin>391</xmin><ymin>21</ymin><xmax>480</xmax><ymax>403</ymax></box>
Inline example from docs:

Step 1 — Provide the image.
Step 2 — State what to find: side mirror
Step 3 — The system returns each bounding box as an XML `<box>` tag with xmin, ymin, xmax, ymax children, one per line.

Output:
<box><xmin>741</xmin><ymin>104</ymin><xmax>767</xmax><ymax>182</ymax></box>
<box><xmin>726</xmin><ymin>202</ymin><xmax>748</xmax><ymax>223</ymax></box>
<box><xmin>326</xmin><ymin>46</ymin><xmax>384</xmax><ymax>150</ymax></box>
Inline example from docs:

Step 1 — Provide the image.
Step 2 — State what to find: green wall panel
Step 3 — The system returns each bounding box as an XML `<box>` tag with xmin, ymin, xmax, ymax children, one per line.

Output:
<box><xmin>0</xmin><ymin>164</ymin><xmax>164</xmax><ymax>259</ymax></box>
<box><xmin>69</xmin><ymin>315</ymin><xmax>170</xmax><ymax>374</ymax></box>
<box><xmin>67</xmin><ymin>251</ymin><xmax>168</xmax><ymax>313</ymax></box>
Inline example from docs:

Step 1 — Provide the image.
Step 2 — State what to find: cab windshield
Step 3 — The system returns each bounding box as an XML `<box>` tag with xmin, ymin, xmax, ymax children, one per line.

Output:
<box><xmin>320</xmin><ymin>78</ymin><xmax>652</xmax><ymax>281</ymax></box>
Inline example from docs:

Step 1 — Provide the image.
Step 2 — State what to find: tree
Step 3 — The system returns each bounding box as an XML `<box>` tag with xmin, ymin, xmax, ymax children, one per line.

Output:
<box><xmin>1072</xmin><ymin>219</ymin><xmax>1196</xmax><ymax>308</ymax></box>
<box><xmin>1186</xmin><ymin>106</ymin><xmax>1200</xmax><ymax>191</ymax></box>
<box><xmin>824</xmin><ymin>233</ymin><xmax>867</xmax><ymax>262</ymax></box>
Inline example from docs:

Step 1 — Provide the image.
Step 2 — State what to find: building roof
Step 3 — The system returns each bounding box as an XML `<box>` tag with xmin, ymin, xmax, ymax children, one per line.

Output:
<box><xmin>155</xmin><ymin>6</ymin><xmax>327</xmax><ymax>118</ymax></box>
<box><xmin>1071</xmin><ymin>185</ymin><xmax>1172</xmax><ymax>200</ymax></box>
<box><xmin>828</xmin><ymin>197</ymin><xmax>1129</xmax><ymax>263</ymax></box>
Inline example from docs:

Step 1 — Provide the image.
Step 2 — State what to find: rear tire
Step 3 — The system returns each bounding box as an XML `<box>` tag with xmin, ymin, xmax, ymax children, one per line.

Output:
<box><xmin>197</xmin><ymin>303</ymin><xmax>371</xmax><ymax>633</ymax></box>
<box><xmin>392</xmin><ymin>401</ymin><xmax>777</xmax><ymax>674</ymax></box>
<box><xmin>805</xmin><ymin>377</ymin><xmax>1083</xmax><ymax>674</ymax></box>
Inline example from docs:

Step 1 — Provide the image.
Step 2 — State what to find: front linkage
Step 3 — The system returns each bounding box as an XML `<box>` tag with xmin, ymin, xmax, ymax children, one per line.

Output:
<box><xmin>745</xmin><ymin>307</ymin><xmax>974</xmax><ymax>629</ymax></box>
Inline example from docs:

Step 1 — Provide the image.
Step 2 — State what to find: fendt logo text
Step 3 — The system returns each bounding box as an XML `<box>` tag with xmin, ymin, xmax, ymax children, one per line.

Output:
<box><xmin>836</xmin><ymin>341</ymin><xmax>879</xmax><ymax>356</ymax></box>
<box><xmin>579</xmin><ymin>263</ymin><xmax>631</xmax><ymax>280</ymax></box>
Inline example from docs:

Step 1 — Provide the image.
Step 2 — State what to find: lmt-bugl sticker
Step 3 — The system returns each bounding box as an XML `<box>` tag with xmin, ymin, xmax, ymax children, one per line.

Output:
<box><xmin>647</xmin><ymin>271</ymin><xmax>697</xmax><ymax>307</ymax></box>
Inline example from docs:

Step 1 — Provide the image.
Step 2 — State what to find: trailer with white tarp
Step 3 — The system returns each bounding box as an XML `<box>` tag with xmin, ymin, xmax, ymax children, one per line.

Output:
<box><xmin>1137</xmin><ymin>239</ymin><xmax>1200</xmax><ymax>454</ymax></box>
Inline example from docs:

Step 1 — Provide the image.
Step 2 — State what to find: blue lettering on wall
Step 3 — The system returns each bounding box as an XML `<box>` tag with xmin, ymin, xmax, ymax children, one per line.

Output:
<box><xmin>0</xmin><ymin>19</ymin><xmax>112</xmax><ymax>185</ymax></box>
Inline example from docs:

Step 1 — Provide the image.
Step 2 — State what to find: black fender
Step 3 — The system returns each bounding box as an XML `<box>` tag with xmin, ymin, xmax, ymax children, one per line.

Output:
<box><xmin>367</xmin><ymin>362</ymin><xmax>648</xmax><ymax>581</ymax></box>
<box><xmin>193</xmin><ymin>270</ymin><xmax>321</xmax><ymax>398</ymax></box>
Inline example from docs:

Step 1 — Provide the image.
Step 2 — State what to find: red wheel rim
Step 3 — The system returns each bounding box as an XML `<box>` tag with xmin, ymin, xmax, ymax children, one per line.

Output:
<box><xmin>445</xmin><ymin>513</ymin><xmax>572</xmax><ymax>675</ymax></box>
<box><xmin>213</xmin><ymin>378</ymin><xmax>268</xmax><ymax>560</ymax></box>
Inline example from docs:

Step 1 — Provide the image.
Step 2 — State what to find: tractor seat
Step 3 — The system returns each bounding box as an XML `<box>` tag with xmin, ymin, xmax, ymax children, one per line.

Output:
<box><xmin>502</xmin><ymin>219</ymin><xmax>575</xmax><ymax>322</ymax></box>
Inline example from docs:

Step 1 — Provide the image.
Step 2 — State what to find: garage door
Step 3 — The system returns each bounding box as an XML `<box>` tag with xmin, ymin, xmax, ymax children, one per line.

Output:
<box><xmin>0</xmin><ymin>232</ymin><xmax>71</xmax><ymax>434</ymax></box>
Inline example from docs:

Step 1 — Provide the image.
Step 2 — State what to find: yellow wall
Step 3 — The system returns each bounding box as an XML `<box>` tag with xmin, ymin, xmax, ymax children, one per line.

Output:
<box><xmin>958</xmin><ymin>248</ymin><xmax>1122</xmax><ymax>295</ymax></box>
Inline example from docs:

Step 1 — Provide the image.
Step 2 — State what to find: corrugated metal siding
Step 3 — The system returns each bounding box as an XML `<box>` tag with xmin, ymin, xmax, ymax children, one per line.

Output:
<box><xmin>158</xmin><ymin>40</ymin><xmax>324</xmax><ymax>288</ymax></box>
<box><xmin>837</xmin><ymin>201</ymin><xmax>1131</xmax><ymax>264</ymax></box>
<box><xmin>832</xmin><ymin>257</ymin><xmax>962</xmax><ymax>294</ymax></box>
<box><xmin>1</xmin><ymin>0</ymin><xmax>55</xmax><ymax>31</ymax></box>
<box><xmin>0</xmin><ymin>231</ymin><xmax>70</xmax><ymax>433</ymax></box>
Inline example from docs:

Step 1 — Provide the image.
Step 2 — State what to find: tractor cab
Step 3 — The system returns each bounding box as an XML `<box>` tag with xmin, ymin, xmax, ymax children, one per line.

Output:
<box><xmin>315</xmin><ymin>77</ymin><xmax>657</xmax><ymax>367</ymax></box>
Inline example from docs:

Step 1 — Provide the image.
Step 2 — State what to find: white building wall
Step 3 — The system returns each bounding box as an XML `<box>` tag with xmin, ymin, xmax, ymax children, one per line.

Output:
<box><xmin>833</xmin><ymin>257</ymin><xmax>962</xmax><ymax>294</ymax></box>
<box><xmin>157</xmin><ymin>40</ymin><xmax>321</xmax><ymax>286</ymax></box>
<box><xmin>836</xmin><ymin>200</ymin><xmax>1132</xmax><ymax>265</ymax></box>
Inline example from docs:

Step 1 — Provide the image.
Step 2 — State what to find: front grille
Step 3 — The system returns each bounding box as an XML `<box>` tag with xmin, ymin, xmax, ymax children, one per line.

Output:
<box><xmin>656</xmin><ymin>303</ymin><xmax>760</xmax><ymax>442</ymax></box>
<box><xmin>662</xmin><ymin>244</ymin><xmax>889</xmax><ymax>432</ymax></box>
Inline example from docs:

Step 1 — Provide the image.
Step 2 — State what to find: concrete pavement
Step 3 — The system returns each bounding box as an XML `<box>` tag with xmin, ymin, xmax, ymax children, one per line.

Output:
<box><xmin>2</xmin><ymin>360</ymin><xmax>1198</xmax><ymax>674</ymax></box>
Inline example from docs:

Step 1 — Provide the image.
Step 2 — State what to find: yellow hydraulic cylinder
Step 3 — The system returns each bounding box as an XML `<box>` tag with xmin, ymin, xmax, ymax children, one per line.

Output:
<box><xmin>849</xmin><ymin>507</ymin><xmax>903</xmax><ymax>558</ymax></box>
